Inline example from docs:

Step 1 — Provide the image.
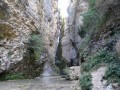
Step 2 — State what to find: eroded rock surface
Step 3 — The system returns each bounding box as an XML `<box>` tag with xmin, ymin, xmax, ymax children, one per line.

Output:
<box><xmin>62</xmin><ymin>0</ymin><xmax>88</xmax><ymax>65</ymax></box>
<box><xmin>0</xmin><ymin>0</ymin><xmax>61</xmax><ymax>75</ymax></box>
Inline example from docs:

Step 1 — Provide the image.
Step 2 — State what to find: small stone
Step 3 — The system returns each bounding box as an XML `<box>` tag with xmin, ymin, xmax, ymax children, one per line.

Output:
<box><xmin>106</xmin><ymin>84</ymin><xmax>113</xmax><ymax>90</ymax></box>
<box><xmin>112</xmin><ymin>83</ymin><xmax>119</xmax><ymax>88</ymax></box>
<box><xmin>102</xmin><ymin>80</ymin><xmax>107</xmax><ymax>86</ymax></box>
<box><xmin>67</xmin><ymin>66</ymin><xmax>80</xmax><ymax>80</ymax></box>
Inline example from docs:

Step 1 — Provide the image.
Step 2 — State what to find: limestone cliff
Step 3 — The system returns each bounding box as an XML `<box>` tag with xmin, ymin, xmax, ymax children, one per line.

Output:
<box><xmin>0</xmin><ymin>0</ymin><xmax>61</xmax><ymax>77</ymax></box>
<box><xmin>62</xmin><ymin>0</ymin><xmax>88</xmax><ymax>65</ymax></box>
<box><xmin>64</xmin><ymin>0</ymin><xmax>120</xmax><ymax>89</ymax></box>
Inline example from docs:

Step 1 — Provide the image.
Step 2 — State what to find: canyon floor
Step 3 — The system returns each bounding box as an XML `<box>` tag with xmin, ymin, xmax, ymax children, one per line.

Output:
<box><xmin>0</xmin><ymin>76</ymin><xmax>79</xmax><ymax>90</ymax></box>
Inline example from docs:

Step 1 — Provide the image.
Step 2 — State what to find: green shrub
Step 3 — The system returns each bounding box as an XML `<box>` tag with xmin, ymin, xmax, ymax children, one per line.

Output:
<box><xmin>80</xmin><ymin>0</ymin><xmax>108</xmax><ymax>41</ymax></box>
<box><xmin>28</xmin><ymin>33</ymin><xmax>44</xmax><ymax>61</ymax></box>
<box><xmin>79</xmin><ymin>36</ymin><xmax>91</xmax><ymax>51</ymax></box>
<box><xmin>22</xmin><ymin>32</ymin><xmax>44</xmax><ymax>78</ymax></box>
<box><xmin>0</xmin><ymin>72</ymin><xmax>24</xmax><ymax>81</ymax></box>
<box><xmin>78</xmin><ymin>27</ymin><xmax>86</xmax><ymax>38</ymax></box>
<box><xmin>79</xmin><ymin>7</ymin><xmax>106</xmax><ymax>58</ymax></box>
<box><xmin>81</xmin><ymin>50</ymin><xmax>116</xmax><ymax>72</ymax></box>
<box><xmin>55</xmin><ymin>38</ymin><xmax>68</xmax><ymax>73</ymax></box>
<box><xmin>88</xmin><ymin>0</ymin><xmax>96</xmax><ymax>7</ymax></box>
<box><xmin>81</xmin><ymin>49</ymin><xmax>120</xmax><ymax>84</ymax></box>
<box><xmin>81</xmin><ymin>8</ymin><xmax>105</xmax><ymax>37</ymax></box>
<box><xmin>103</xmin><ymin>61</ymin><xmax>120</xmax><ymax>84</ymax></box>
<box><xmin>51</xmin><ymin>64</ymin><xmax>60</xmax><ymax>75</ymax></box>
<box><xmin>79</xmin><ymin>73</ymin><xmax>92</xmax><ymax>90</ymax></box>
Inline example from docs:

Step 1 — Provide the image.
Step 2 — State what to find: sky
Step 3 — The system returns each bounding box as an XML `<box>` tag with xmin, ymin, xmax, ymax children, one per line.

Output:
<box><xmin>58</xmin><ymin>0</ymin><xmax>70</xmax><ymax>18</ymax></box>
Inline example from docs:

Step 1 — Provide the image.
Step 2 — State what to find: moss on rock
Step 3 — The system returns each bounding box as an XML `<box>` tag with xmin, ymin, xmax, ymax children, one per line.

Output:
<box><xmin>0</xmin><ymin>24</ymin><xmax>16</xmax><ymax>40</ymax></box>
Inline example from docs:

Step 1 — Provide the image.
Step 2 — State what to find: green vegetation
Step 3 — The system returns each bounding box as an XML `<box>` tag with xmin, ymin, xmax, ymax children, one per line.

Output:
<box><xmin>55</xmin><ymin>37</ymin><xmax>68</xmax><ymax>74</ymax></box>
<box><xmin>0</xmin><ymin>31</ymin><xmax>45</xmax><ymax>80</ymax></box>
<box><xmin>79</xmin><ymin>0</ymin><xmax>120</xmax><ymax>87</ymax></box>
<box><xmin>50</xmin><ymin>63</ymin><xmax>60</xmax><ymax>75</ymax></box>
<box><xmin>28</xmin><ymin>33</ymin><xmax>44</xmax><ymax>61</ymax></box>
<box><xmin>56</xmin><ymin>57</ymin><xmax>68</xmax><ymax>74</ymax></box>
<box><xmin>81</xmin><ymin>49</ymin><xmax>120</xmax><ymax>83</ymax></box>
<box><xmin>88</xmin><ymin>0</ymin><xmax>96</xmax><ymax>7</ymax></box>
<box><xmin>78</xmin><ymin>0</ymin><xmax>110</xmax><ymax>46</ymax></box>
<box><xmin>81</xmin><ymin>50</ymin><xmax>116</xmax><ymax>72</ymax></box>
<box><xmin>79</xmin><ymin>73</ymin><xmax>92</xmax><ymax>90</ymax></box>
<box><xmin>22</xmin><ymin>31</ymin><xmax>44</xmax><ymax>78</ymax></box>
<box><xmin>80</xmin><ymin>7</ymin><xmax>107</xmax><ymax>39</ymax></box>
<box><xmin>103</xmin><ymin>61</ymin><xmax>120</xmax><ymax>84</ymax></box>
<box><xmin>79</xmin><ymin>36</ymin><xmax>91</xmax><ymax>58</ymax></box>
<box><xmin>0</xmin><ymin>72</ymin><xmax>24</xmax><ymax>81</ymax></box>
<box><xmin>79</xmin><ymin>48</ymin><xmax>120</xmax><ymax>88</ymax></box>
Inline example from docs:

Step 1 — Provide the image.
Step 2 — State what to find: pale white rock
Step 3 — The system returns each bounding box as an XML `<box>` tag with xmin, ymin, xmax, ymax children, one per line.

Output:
<box><xmin>0</xmin><ymin>0</ymin><xmax>61</xmax><ymax>74</ymax></box>
<box><xmin>62</xmin><ymin>0</ymin><xmax>88</xmax><ymax>65</ymax></box>
<box><xmin>67</xmin><ymin>66</ymin><xmax>81</xmax><ymax>80</ymax></box>
<box><xmin>106</xmin><ymin>84</ymin><xmax>114</xmax><ymax>90</ymax></box>
<box><xmin>92</xmin><ymin>67</ymin><xmax>106</xmax><ymax>90</ymax></box>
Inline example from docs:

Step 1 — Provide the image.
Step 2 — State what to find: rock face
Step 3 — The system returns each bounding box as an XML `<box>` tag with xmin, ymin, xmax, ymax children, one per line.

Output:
<box><xmin>0</xmin><ymin>0</ymin><xmax>61</xmax><ymax>76</ymax></box>
<box><xmin>42</xmin><ymin>0</ymin><xmax>61</xmax><ymax>63</ymax></box>
<box><xmin>62</xmin><ymin>0</ymin><xmax>88</xmax><ymax>65</ymax></box>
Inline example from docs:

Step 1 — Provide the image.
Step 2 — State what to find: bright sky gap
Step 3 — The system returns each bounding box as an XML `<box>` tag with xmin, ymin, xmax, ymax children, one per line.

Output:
<box><xmin>58</xmin><ymin>0</ymin><xmax>70</xmax><ymax>18</ymax></box>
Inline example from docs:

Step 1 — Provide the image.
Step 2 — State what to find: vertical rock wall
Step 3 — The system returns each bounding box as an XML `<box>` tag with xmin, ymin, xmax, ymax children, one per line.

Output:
<box><xmin>42</xmin><ymin>0</ymin><xmax>61</xmax><ymax>63</ymax></box>
<box><xmin>0</xmin><ymin>0</ymin><xmax>61</xmax><ymax>74</ymax></box>
<box><xmin>62</xmin><ymin>0</ymin><xmax>88</xmax><ymax>65</ymax></box>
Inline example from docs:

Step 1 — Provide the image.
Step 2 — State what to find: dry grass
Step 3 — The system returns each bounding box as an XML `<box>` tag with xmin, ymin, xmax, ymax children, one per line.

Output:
<box><xmin>0</xmin><ymin>24</ymin><xmax>16</xmax><ymax>40</ymax></box>
<box><xmin>0</xmin><ymin>8</ymin><xmax>6</xmax><ymax>20</ymax></box>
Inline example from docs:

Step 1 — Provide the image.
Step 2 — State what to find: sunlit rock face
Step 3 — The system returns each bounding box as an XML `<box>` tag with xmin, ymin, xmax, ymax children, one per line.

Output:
<box><xmin>0</xmin><ymin>0</ymin><xmax>60</xmax><ymax>74</ymax></box>
<box><xmin>62</xmin><ymin>0</ymin><xmax>88</xmax><ymax>65</ymax></box>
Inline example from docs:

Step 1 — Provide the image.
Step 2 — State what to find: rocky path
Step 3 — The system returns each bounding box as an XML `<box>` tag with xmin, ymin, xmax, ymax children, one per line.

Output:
<box><xmin>91</xmin><ymin>67</ymin><xmax>106</xmax><ymax>90</ymax></box>
<box><xmin>0</xmin><ymin>76</ymin><xmax>78</xmax><ymax>90</ymax></box>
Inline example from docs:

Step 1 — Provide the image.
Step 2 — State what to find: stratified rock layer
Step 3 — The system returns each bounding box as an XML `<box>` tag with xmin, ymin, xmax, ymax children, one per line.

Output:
<box><xmin>0</xmin><ymin>0</ymin><xmax>61</xmax><ymax>75</ymax></box>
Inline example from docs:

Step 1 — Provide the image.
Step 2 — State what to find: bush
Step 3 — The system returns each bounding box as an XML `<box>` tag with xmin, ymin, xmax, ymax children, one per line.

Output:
<box><xmin>21</xmin><ymin>32</ymin><xmax>44</xmax><ymax>78</ymax></box>
<box><xmin>81</xmin><ymin>8</ymin><xmax>105</xmax><ymax>38</ymax></box>
<box><xmin>79</xmin><ymin>73</ymin><xmax>92</xmax><ymax>90</ymax></box>
<box><xmin>103</xmin><ymin>61</ymin><xmax>120</xmax><ymax>84</ymax></box>
<box><xmin>81</xmin><ymin>49</ymin><xmax>120</xmax><ymax>84</ymax></box>
<box><xmin>88</xmin><ymin>0</ymin><xmax>96</xmax><ymax>7</ymax></box>
<box><xmin>0</xmin><ymin>72</ymin><xmax>24</xmax><ymax>81</ymax></box>
<box><xmin>78</xmin><ymin>27</ymin><xmax>86</xmax><ymax>38</ymax></box>
<box><xmin>28</xmin><ymin>33</ymin><xmax>44</xmax><ymax>61</ymax></box>
<box><xmin>81</xmin><ymin>50</ymin><xmax>116</xmax><ymax>72</ymax></box>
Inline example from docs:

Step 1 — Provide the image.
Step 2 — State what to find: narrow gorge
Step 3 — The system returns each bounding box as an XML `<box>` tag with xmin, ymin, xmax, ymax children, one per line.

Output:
<box><xmin>0</xmin><ymin>0</ymin><xmax>120</xmax><ymax>90</ymax></box>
